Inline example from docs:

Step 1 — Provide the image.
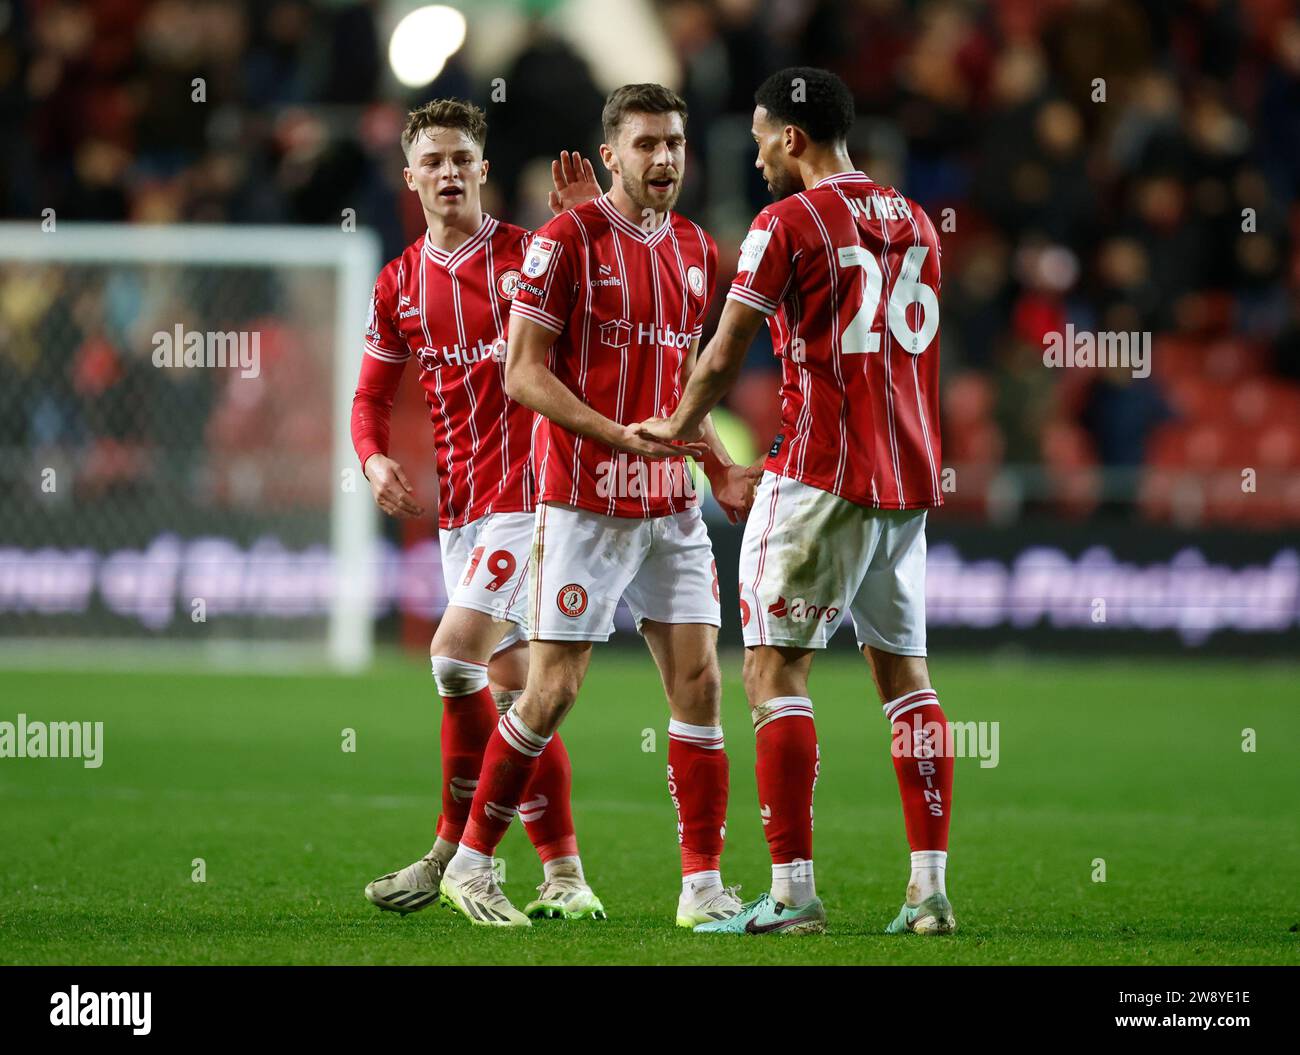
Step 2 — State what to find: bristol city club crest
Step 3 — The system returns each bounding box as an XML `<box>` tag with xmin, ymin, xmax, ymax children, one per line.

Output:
<box><xmin>687</xmin><ymin>265</ymin><xmax>705</xmax><ymax>297</ymax></box>
<box><xmin>556</xmin><ymin>583</ymin><xmax>588</xmax><ymax>617</ymax></box>
<box><xmin>496</xmin><ymin>269</ymin><xmax>520</xmax><ymax>299</ymax></box>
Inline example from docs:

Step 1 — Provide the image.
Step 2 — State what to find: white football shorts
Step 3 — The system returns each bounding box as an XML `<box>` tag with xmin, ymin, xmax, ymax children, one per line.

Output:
<box><xmin>738</xmin><ymin>472</ymin><xmax>928</xmax><ymax>655</ymax></box>
<box><xmin>438</xmin><ymin>510</ymin><xmax>535</xmax><ymax>653</ymax></box>
<box><xmin>528</xmin><ymin>502</ymin><xmax>722</xmax><ymax>642</ymax></box>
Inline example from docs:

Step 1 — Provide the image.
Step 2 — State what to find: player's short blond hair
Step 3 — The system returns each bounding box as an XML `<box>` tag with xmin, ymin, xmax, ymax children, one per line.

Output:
<box><xmin>601</xmin><ymin>84</ymin><xmax>688</xmax><ymax>144</ymax></box>
<box><xmin>401</xmin><ymin>99</ymin><xmax>487</xmax><ymax>156</ymax></box>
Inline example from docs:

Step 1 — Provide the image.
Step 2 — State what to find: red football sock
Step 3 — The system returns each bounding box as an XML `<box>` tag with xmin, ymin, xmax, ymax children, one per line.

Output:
<box><xmin>884</xmin><ymin>689</ymin><xmax>953</xmax><ymax>851</ymax></box>
<box><xmin>460</xmin><ymin>708</ymin><xmax>550</xmax><ymax>857</ymax></box>
<box><xmin>435</xmin><ymin>686</ymin><xmax>497</xmax><ymax>844</ymax></box>
<box><xmin>752</xmin><ymin>697</ymin><xmax>819</xmax><ymax>864</ymax></box>
<box><xmin>493</xmin><ymin>690</ymin><xmax>579</xmax><ymax>862</ymax></box>
<box><xmin>519</xmin><ymin>735</ymin><xmax>579</xmax><ymax>862</ymax></box>
<box><xmin>667</xmin><ymin>721</ymin><xmax>729</xmax><ymax>876</ymax></box>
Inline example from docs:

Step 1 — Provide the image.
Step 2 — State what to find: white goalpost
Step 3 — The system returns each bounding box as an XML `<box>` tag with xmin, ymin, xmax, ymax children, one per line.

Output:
<box><xmin>0</xmin><ymin>222</ymin><xmax>382</xmax><ymax>671</ymax></box>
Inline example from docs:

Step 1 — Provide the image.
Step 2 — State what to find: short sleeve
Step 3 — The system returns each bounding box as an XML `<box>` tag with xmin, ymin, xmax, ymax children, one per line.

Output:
<box><xmin>727</xmin><ymin>210</ymin><xmax>798</xmax><ymax>317</ymax></box>
<box><xmin>510</xmin><ymin>223</ymin><xmax>578</xmax><ymax>335</ymax></box>
<box><xmin>364</xmin><ymin>264</ymin><xmax>408</xmax><ymax>363</ymax></box>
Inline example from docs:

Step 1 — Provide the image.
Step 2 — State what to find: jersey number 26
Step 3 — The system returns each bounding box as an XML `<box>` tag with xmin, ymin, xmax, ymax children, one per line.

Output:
<box><xmin>836</xmin><ymin>244</ymin><xmax>939</xmax><ymax>358</ymax></box>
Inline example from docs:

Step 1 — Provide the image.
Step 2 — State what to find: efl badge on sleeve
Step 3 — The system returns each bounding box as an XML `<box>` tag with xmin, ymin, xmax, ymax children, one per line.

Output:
<box><xmin>523</xmin><ymin>237</ymin><xmax>556</xmax><ymax>278</ymax></box>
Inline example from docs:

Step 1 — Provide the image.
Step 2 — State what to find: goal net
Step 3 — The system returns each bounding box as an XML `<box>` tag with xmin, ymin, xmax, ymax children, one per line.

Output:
<box><xmin>0</xmin><ymin>223</ymin><xmax>381</xmax><ymax>671</ymax></box>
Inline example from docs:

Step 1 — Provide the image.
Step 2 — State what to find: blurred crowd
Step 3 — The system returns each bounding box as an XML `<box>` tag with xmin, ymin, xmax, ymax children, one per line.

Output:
<box><xmin>3</xmin><ymin>0</ymin><xmax>1299</xmax><ymax>525</ymax></box>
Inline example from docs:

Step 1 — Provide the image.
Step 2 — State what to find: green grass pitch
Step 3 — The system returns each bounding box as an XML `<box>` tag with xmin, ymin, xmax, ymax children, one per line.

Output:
<box><xmin>0</xmin><ymin>653</ymin><xmax>1296</xmax><ymax>965</ymax></box>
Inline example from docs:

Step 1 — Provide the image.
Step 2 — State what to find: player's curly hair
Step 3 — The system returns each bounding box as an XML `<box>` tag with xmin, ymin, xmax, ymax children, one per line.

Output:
<box><xmin>601</xmin><ymin>83</ymin><xmax>689</xmax><ymax>143</ymax></box>
<box><xmin>754</xmin><ymin>67</ymin><xmax>855</xmax><ymax>145</ymax></box>
<box><xmin>401</xmin><ymin>98</ymin><xmax>488</xmax><ymax>155</ymax></box>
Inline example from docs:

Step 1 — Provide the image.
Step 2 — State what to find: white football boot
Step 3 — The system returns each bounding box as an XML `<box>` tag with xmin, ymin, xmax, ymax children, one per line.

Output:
<box><xmin>364</xmin><ymin>850</ymin><xmax>443</xmax><ymax>914</ymax></box>
<box><xmin>676</xmin><ymin>883</ymin><xmax>744</xmax><ymax>928</ymax></box>
<box><xmin>523</xmin><ymin>869</ymin><xmax>608</xmax><ymax>920</ymax></box>
<box><xmin>438</xmin><ymin>867</ymin><xmax>532</xmax><ymax>927</ymax></box>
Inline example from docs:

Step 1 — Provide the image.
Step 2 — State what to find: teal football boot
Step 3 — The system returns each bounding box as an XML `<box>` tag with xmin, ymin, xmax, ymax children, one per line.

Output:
<box><xmin>693</xmin><ymin>891</ymin><xmax>826</xmax><ymax>935</ymax></box>
<box><xmin>885</xmin><ymin>892</ymin><xmax>957</xmax><ymax>934</ymax></box>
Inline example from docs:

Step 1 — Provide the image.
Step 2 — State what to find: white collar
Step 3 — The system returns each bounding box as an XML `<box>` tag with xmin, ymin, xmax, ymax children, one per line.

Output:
<box><xmin>813</xmin><ymin>170</ymin><xmax>870</xmax><ymax>189</ymax></box>
<box><xmin>595</xmin><ymin>194</ymin><xmax>673</xmax><ymax>248</ymax></box>
<box><xmin>423</xmin><ymin>214</ymin><xmax>498</xmax><ymax>270</ymax></box>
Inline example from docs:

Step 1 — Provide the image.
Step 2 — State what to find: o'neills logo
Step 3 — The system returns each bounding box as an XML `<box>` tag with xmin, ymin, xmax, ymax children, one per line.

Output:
<box><xmin>595</xmin><ymin>452</ymin><xmax>696</xmax><ymax>500</ymax></box>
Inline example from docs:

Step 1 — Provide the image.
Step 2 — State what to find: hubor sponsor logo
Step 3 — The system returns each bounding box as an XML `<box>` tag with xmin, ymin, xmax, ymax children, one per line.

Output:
<box><xmin>151</xmin><ymin>325</ymin><xmax>260</xmax><ymax>379</ymax></box>
<box><xmin>1042</xmin><ymin>324</ymin><xmax>1151</xmax><ymax>379</ymax></box>
<box><xmin>636</xmin><ymin>323</ymin><xmax>693</xmax><ymax>348</ymax></box>
<box><xmin>416</xmin><ymin>337</ymin><xmax>506</xmax><ymax>369</ymax></box>
<box><xmin>50</xmin><ymin>987</ymin><xmax>150</xmax><ymax>1035</ymax></box>
<box><xmin>595</xmin><ymin>452</ymin><xmax>697</xmax><ymax>500</ymax></box>
<box><xmin>598</xmin><ymin>320</ymin><xmax>694</xmax><ymax>349</ymax></box>
<box><xmin>599</xmin><ymin>319</ymin><xmax>631</xmax><ymax>348</ymax></box>
<box><xmin>891</xmin><ymin>714</ymin><xmax>1000</xmax><ymax>769</ymax></box>
<box><xmin>0</xmin><ymin>714</ymin><xmax>103</xmax><ymax>768</ymax></box>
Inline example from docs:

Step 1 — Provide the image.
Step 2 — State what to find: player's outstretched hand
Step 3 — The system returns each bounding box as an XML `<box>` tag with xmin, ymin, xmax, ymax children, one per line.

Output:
<box><xmin>709</xmin><ymin>463</ymin><xmax>763</xmax><ymax>524</ymax></box>
<box><xmin>363</xmin><ymin>454</ymin><xmax>425</xmax><ymax>519</ymax></box>
<box><xmin>549</xmin><ymin>151</ymin><xmax>601</xmax><ymax>215</ymax></box>
<box><xmin>613</xmin><ymin>422</ymin><xmax>709</xmax><ymax>461</ymax></box>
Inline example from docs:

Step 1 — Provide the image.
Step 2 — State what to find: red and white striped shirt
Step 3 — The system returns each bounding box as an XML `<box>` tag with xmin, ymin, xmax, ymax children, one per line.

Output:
<box><xmin>351</xmin><ymin>216</ymin><xmax>535</xmax><ymax>529</ymax></box>
<box><xmin>729</xmin><ymin>171</ymin><xmax>943</xmax><ymax>510</ymax></box>
<box><xmin>510</xmin><ymin>195</ymin><xmax>718</xmax><ymax>519</ymax></box>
